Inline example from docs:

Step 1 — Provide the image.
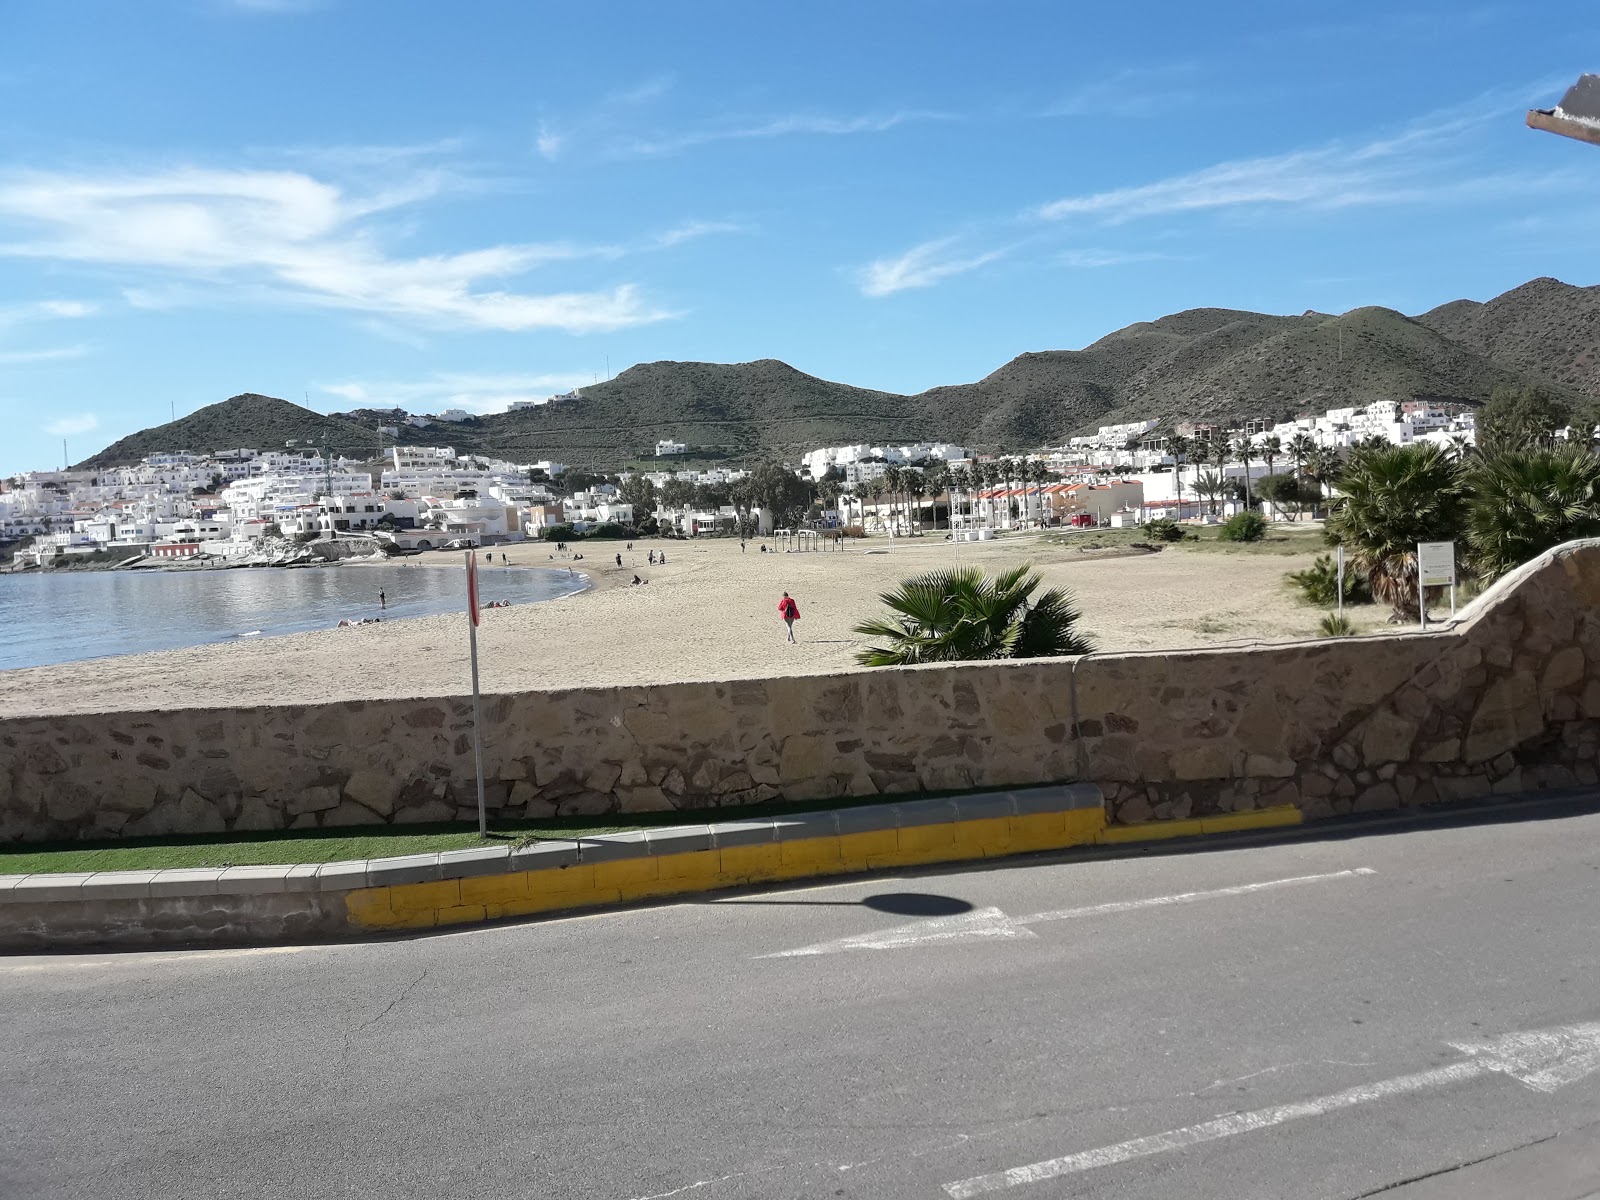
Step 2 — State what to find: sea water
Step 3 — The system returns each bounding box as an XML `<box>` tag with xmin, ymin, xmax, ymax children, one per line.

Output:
<box><xmin>0</xmin><ymin>562</ymin><xmax>585</xmax><ymax>670</ymax></box>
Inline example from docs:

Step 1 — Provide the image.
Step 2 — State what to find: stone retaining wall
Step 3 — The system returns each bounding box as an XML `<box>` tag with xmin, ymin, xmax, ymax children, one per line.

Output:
<box><xmin>4</xmin><ymin>541</ymin><xmax>1599</xmax><ymax>845</ymax></box>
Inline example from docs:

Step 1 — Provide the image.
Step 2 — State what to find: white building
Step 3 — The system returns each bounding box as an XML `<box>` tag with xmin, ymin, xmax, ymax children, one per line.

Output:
<box><xmin>655</xmin><ymin>440</ymin><xmax>687</xmax><ymax>456</ymax></box>
<box><xmin>801</xmin><ymin>442</ymin><xmax>967</xmax><ymax>479</ymax></box>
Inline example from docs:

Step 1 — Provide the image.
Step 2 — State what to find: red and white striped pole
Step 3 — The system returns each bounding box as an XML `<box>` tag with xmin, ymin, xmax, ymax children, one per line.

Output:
<box><xmin>465</xmin><ymin>549</ymin><xmax>487</xmax><ymax>836</ymax></box>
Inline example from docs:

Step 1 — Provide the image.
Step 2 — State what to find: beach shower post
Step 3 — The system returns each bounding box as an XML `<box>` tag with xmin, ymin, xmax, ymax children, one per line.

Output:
<box><xmin>465</xmin><ymin>548</ymin><xmax>487</xmax><ymax>836</ymax></box>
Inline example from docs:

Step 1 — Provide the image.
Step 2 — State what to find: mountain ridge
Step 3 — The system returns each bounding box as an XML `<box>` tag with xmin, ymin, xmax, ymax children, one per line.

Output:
<box><xmin>72</xmin><ymin>276</ymin><xmax>1599</xmax><ymax>471</ymax></box>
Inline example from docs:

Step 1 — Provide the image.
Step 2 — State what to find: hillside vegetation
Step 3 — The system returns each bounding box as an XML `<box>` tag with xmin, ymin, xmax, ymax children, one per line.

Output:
<box><xmin>81</xmin><ymin>394</ymin><xmax>380</xmax><ymax>468</ymax></box>
<box><xmin>74</xmin><ymin>277</ymin><xmax>1600</xmax><ymax>470</ymax></box>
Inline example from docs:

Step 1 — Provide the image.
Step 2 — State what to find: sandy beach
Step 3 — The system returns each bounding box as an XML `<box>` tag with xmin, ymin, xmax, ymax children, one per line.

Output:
<box><xmin>0</xmin><ymin>532</ymin><xmax>1394</xmax><ymax>718</ymax></box>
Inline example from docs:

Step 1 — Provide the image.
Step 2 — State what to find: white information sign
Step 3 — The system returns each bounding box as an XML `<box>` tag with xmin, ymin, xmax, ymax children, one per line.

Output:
<box><xmin>1417</xmin><ymin>541</ymin><xmax>1456</xmax><ymax>588</ymax></box>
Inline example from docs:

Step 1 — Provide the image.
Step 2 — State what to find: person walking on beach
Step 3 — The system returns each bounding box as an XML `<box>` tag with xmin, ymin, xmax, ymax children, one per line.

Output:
<box><xmin>379</xmin><ymin>590</ymin><xmax>386</xmax><ymax>610</ymax></box>
<box><xmin>615</xmin><ymin>552</ymin><xmax>622</xmax><ymax>568</ymax></box>
<box><xmin>778</xmin><ymin>591</ymin><xmax>800</xmax><ymax>643</ymax></box>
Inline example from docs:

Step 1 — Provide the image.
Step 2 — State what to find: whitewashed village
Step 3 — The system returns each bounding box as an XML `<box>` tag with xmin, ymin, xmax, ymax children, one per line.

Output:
<box><xmin>0</xmin><ymin>395</ymin><xmax>1481</xmax><ymax>568</ymax></box>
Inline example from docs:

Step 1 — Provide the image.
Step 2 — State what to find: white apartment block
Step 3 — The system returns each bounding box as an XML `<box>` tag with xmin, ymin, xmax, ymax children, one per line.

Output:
<box><xmin>390</xmin><ymin>446</ymin><xmax>456</xmax><ymax>471</ymax></box>
<box><xmin>801</xmin><ymin>442</ymin><xmax>967</xmax><ymax>478</ymax></box>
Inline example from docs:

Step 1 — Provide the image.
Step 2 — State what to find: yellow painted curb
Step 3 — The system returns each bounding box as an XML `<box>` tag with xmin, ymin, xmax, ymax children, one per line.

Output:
<box><xmin>342</xmin><ymin>803</ymin><xmax>1306</xmax><ymax>933</ymax></box>
<box><xmin>345</xmin><ymin>807</ymin><xmax>1109</xmax><ymax>931</ymax></box>
<box><xmin>1097</xmin><ymin>805</ymin><xmax>1302</xmax><ymax>845</ymax></box>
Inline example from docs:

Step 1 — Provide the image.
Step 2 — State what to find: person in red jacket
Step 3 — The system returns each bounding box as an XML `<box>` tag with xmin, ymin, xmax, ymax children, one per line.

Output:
<box><xmin>778</xmin><ymin>591</ymin><xmax>800</xmax><ymax>643</ymax></box>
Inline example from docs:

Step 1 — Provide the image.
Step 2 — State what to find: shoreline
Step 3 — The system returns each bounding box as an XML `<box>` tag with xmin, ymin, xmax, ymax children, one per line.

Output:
<box><xmin>0</xmin><ymin>533</ymin><xmax>1397</xmax><ymax>720</ymax></box>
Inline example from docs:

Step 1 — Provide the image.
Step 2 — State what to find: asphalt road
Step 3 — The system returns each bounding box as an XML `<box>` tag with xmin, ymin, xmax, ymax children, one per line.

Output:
<box><xmin>7</xmin><ymin>802</ymin><xmax>1600</xmax><ymax>1200</ymax></box>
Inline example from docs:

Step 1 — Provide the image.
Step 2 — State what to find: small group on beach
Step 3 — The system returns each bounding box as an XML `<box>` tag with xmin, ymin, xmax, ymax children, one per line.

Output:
<box><xmin>647</xmin><ymin>550</ymin><xmax>667</xmax><ymax>565</ymax></box>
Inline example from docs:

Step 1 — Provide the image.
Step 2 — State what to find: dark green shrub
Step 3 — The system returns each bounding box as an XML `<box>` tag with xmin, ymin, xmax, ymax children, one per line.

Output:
<box><xmin>1218</xmin><ymin>511</ymin><xmax>1267</xmax><ymax>542</ymax></box>
<box><xmin>1140</xmin><ymin>518</ymin><xmax>1185</xmax><ymax>542</ymax></box>
<box><xmin>1319</xmin><ymin>612</ymin><xmax>1357</xmax><ymax>637</ymax></box>
<box><xmin>540</xmin><ymin>523</ymin><xmax>579</xmax><ymax>542</ymax></box>
<box><xmin>586</xmin><ymin>522</ymin><xmax>632</xmax><ymax>539</ymax></box>
<box><xmin>1286</xmin><ymin>554</ymin><xmax>1371</xmax><ymax>606</ymax></box>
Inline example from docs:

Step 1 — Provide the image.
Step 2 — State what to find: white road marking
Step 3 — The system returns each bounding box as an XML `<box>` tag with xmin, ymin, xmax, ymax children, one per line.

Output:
<box><xmin>2</xmin><ymin>944</ymin><xmax>319</xmax><ymax>974</ymax></box>
<box><xmin>942</xmin><ymin>1020</ymin><xmax>1600</xmax><ymax>1197</ymax></box>
<box><xmin>760</xmin><ymin>868</ymin><xmax>1375</xmax><ymax>958</ymax></box>
<box><xmin>758</xmin><ymin>907</ymin><xmax>1038</xmax><ymax>958</ymax></box>
<box><xmin>1018</xmin><ymin>868</ymin><xmax>1376</xmax><ymax>926</ymax></box>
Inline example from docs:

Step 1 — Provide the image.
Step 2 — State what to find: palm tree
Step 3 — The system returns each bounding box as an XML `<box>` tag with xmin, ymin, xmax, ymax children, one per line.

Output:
<box><xmin>1167</xmin><ymin>434</ymin><xmax>1192</xmax><ymax>521</ymax></box>
<box><xmin>922</xmin><ymin>463</ymin><xmax>950</xmax><ymax>530</ymax></box>
<box><xmin>1029</xmin><ymin>459</ymin><xmax>1052</xmax><ymax>527</ymax></box>
<box><xmin>1466</xmin><ymin>446</ymin><xmax>1600</xmax><ymax>581</ymax></box>
<box><xmin>1325</xmin><ymin>443</ymin><xmax>1466</xmax><ymax>620</ymax></box>
<box><xmin>1233</xmin><ymin>434</ymin><xmax>1256</xmax><ymax>510</ymax></box>
<box><xmin>1193</xmin><ymin>470</ymin><xmax>1227</xmax><ymax>515</ymax></box>
<box><xmin>998</xmin><ymin>458</ymin><xmax>1018</xmax><ymax>528</ymax></box>
<box><xmin>854</xmin><ymin>563</ymin><xmax>1095</xmax><ymax>665</ymax></box>
<box><xmin>1303</xmin><ymin>447</ymin><xmax>1342</xmax><ymax>517</ymax></box>
<box><xmin>1260</xmin><ymin>435</ymin><xmax>1282</xmax><ymax>520</ymax></box>
<box><xmin>1287</xmin><ymin>433</ymin><xmax>1316</xmax><ymax>519</ymax></box>
<box><xmin>906</xmin><ymin>469</ymin><xmax>929</xmax><ymax>533</ymax></box>
<box><xmin>880</xmin><ymin>466</ymin><xmax>903</xmax><ymax>535</ymax></box>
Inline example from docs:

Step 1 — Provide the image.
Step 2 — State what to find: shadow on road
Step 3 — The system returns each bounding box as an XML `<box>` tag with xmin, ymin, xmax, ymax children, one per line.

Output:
<box><xmin>710</xmin><ymin>892</ymin><xmax>975</xmax><ymax>916</ymax></box>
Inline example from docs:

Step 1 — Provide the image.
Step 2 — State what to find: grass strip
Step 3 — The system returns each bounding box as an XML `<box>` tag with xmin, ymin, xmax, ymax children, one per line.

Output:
<box><xmin>3</xmin><ymin>791</ymin><xmax>930</xmax><ymax>875</ymax></box>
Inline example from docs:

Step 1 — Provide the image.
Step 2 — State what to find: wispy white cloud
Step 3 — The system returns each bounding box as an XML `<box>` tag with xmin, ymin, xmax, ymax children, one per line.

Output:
<box><xmin>0</xmin><ymin>344</ymin><xmax>89</xmax><ymax>365</ymax></box>
<box><xmin>36</xmin><ymin>299</ymin><xmax>97</xmax><ymax>318</ymax></box>
<box><xmin>535</xmin><ymin>121</ymin><xmax>565</xmax><ymax>162</ymax></box>
<box><xmin>855</xmin><ymin>92</ymin><xmax>1558</xmax><ymax>298</ymax></box>
<box><xmin>651</xmin><ymin>219</ymin><xmax>746</xmax><ymax>248</ymax></box>
<box><xmin>1059</xmin><ymin>248</ymin><xmax>1185</xmax><ymax>268</ymax></box>
<box><xmin>860</xmin><ymin>237</ymin><xmax>1007</xmax><ymax>297</ymax></box>
<box><xmin>319</xmin><ymin>371</ymin><xmax>595</xmax><ymax>416</ymax></box>
<box><xmin>45</xmin><ymin>412</ymin><xmax>99</xmax><ymax>436</ymax></box>
<box><xmin>620</xmin><ymin>110</ymin><xmax>950</xmax><ymax>158</ymax></box>
<box><xmin>1036</xmin><ymin>94</ymin><xmax>1546</xmax><ymax>224</ymax></box>
<box><xmin>607</xmin><ymin>75</ymin><xmax>675</xmax><ymax>106</ymax></box>
<box><xmin>0</xmin><ymin>167</ymin><xmax>673</xmax><ymax>334</ymax></box>
<box><xmin>1044</xmin><ymin>63</ymin><xmax>1202</xmax><ymax>118</ymax></box>
<box><xmin>0</xmin><ymin>298</ymin><xmax>98</xmax><ymax>326</ymax></box>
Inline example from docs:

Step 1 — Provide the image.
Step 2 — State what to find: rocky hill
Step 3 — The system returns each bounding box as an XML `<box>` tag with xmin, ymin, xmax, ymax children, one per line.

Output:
<box><xmin>75</xmin><ymin>277</ymin><xmax>1600</xmax><ymax>469</ymax></box>
<box><xmin>1415</xmin><ymin>277</ymin><xmax>1600</xmax><ymax>399</ymax></box>
<box><xmin>80</xmin><ymin>394</ymin><xmax>380</xmax><ymax>468</ymax></box>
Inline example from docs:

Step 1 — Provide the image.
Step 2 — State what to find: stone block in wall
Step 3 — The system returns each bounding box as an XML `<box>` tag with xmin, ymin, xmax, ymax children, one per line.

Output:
<box><xmin>1244</xmin><ymin>754</ymin><xmax>1296</xmax><ymax>779</ymax></box>
<box><xmin>321</xmin><ymin>799</ymin><xmax>383</xmax><ymax>827</ymax></box>
<box><xmin>778</xmin><ymin>733</ymin><xmax>830</xmax><ymax>782</ymax></box>
<box><xmin>393</xmin><ymin>799</ymin><xmax>454</xmax><ymax>824</ymax></box>
<box><xmin>343</xmin><ymin>768</ymin><xmax>396</xmax><ymax>818</ymax></box>
<box><xmin>232</xmin><ymin>796</ymin><xmax>282</xmax><ymax>832</ymax></box>
<box><xmin>1464</xmin><ymin>672</ymin><xmax>1542</xmax><ymax>763</ymax></box>
<box><xmin>175</xmin><ymin>788</ymin><xmax>225</xmax><ymax>834</ymax></box>
<box><xmin>617</xmin><ymin>785</ymin><xmax>675</xmax><ymax>813</ymax></box>
<box><xmin>44</xmin><ymin>782</ymin><xmax>97</xmax><ymax>824</ymax></box>
<box><xmin>1542</xmin><ymin>646</ymin><xmax>1585</xmax><ymax>698</ymax></box>
<box><xmin>1169</xmin><ymin>742</ymin><xmax>1234</xmax><ymax>781</ymax></box>
<box><xmin>1436</xmin><ymin>775</ymin><xmax>1492</xmax><ymax>802</ymax></box>
<box><xmin>288</xmin><ymin>785</ymin><xmax>342</xmax><ymax>817</ymax></box>
<box><xmin>1357</xmin><ymin>709</ymin><xmax>1419</xmax><ymax>767</ymax></box>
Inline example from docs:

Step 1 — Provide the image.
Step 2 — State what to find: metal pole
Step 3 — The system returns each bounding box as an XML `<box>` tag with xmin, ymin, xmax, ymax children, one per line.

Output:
<box><xmin>1418</xmin><ymin>546</ymin><xmax>1427</xmax><ymax>632</ymax></box>
<box><xmin>465</xmin><ymin>550</ymin><xmax>487</xmax><ymax>836</ymax></box>
<box><xmin>1336</xmin><ymin>543</ymin><xmax>1345</xmax><ymax>618</ymax></box>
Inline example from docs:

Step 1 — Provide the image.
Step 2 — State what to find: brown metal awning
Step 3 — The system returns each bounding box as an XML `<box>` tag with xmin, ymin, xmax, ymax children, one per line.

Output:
<box><xmin>1528</xmin><ymin>73</ymin><xmax>1600</xmax><ymax>146</ymax></box>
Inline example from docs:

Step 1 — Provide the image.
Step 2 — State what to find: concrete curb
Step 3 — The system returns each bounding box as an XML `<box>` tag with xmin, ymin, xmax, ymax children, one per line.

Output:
<box><xmin>0</xmin><ymin>787</ymin><xmax>1303</xmax><ymax>950</ymax></box>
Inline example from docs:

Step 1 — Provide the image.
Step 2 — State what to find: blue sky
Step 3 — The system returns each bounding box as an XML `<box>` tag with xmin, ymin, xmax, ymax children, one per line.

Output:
<box><xmin>0</xmin><ymin>0</ymin><xmax>1596</xmax><ymax>475</ymax></box>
